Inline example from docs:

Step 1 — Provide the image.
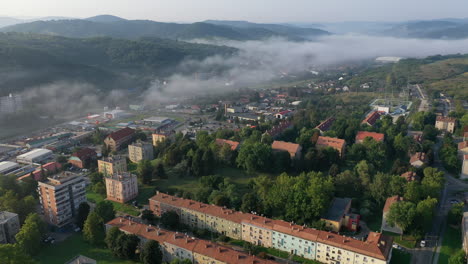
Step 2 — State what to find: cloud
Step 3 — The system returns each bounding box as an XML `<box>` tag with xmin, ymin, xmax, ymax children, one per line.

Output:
<box><xmin>143</xmin><ymin>34</ymin><xmax>468</xmax><ymax>103</ymax></box>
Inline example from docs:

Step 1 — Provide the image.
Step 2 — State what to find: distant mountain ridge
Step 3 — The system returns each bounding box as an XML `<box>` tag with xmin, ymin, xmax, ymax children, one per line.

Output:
<box><xmin>0</xmin><ymin>16</ymin><xmax>330</xmax><ymax>41</ymax></box>
<box><xmin>383</xmin><ymin>20</ymin><xmax>468</xmax><ymax>39</ymax></box>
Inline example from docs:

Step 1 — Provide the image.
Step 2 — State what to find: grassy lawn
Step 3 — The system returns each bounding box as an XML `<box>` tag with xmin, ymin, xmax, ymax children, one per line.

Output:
<box><xmin>383</xmin><ymin>231</ymin><xmax>417</xmax><ymax>249</ymax></box>
<box><xmin>390</xmin><ymin>249</ymin><xmax>412</xmax><ymax>264</ymax></box>
<box><xmin>35</xmin><ymin>233</ymin><xmax>136</xmax><ymax>264</ymax></box>
<box><xmin>438</xmin><ymin>224</ymin><xmax>462</xmax><ymax>264</ymax></box>
<box><xmin>86</xmin><ymin>190</ymin><xmax>140</xmax><ymax>216</ymax></box>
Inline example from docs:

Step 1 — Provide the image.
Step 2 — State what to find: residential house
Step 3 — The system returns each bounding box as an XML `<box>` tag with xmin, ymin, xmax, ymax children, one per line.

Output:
<box><xmin>242</xmin><ymin>215</ymin><xmax>274</xmax><ymax>247</ymax></box>
<box><xmin>410</xmin><ymin>152</ymin><xmax>427</xmax><ymax>168</ymax></box>
<box><xmin>215</xmin><ymin>139</ymin><xmax>240</xmax><ymax>151</ymax></box>
<box><xmin>355</xmin><ymin>131</ymin><xmax>385</xmax><ymax>144</ymax></box>
<box><xmin>458</xmin><ymin>141</ymin><xmax>468</xmax><ymax>158</ymax></box>
<box><xmin>0</xmin><ymin>211</ymin><xmax>20</xmax><ymax>244</ymax></box>
<box><xmin>381</xmin><ymin>196</ymin><xmax>404</xmax><ymax>234</ymax></box>
<box><xmin>152</xmin><ymin>133</ymin><xmax>171</xmax><ymax>147</ymax></box>
<box><xmin>128</xmin><ymin>140</ymin><xmax>154</xmax><ymax>163</ymax></box>
<box><xmin>98</xmin><ymin>155</ymin><xmax>127</xmax><ymax>176</ymax></box>
<box><xmin>271</xmin><ymin>140</ymin><xmax>302</xmax><ymax>159</ymax></box>
<box><xmin>401</xmin><ymin>171</ymin><xmax>419</xmax><ymax>182</ymax></box>
<box><xmin>265</xmin><ymin>121</ymin><xmax>292</xmax><ymax>138</ymax></box>
<box><xmin>104</xmin><ymin>127</ymin><xmax>135</xmax><ymax>151</ymax></box>
<box><xmin>104</xmin><ymin>172</ymin><xmax>138</xmax><ymax>203</ymax></box>
<box><xmin>68</xmin><ymin>148</ymin><xmax>97</xmax><ymax>169</ymax></box>
<box><xmin>361</xmin><ymin>111</ymin><xmax>381</xmax><ymax>126</ymax></box>
<box><xmin>316</xmin><ymin>136</ymin><xmax>346</xmax><ymax>157</ymax></box>
<box><xmin>435</xmin><ymin>116</ymin><xmax>456</xmax><ymax>134</ymax></box>
<box><xmin>461</xmin><ymin>155</ymin><xmax>468</xmax><ymax>179</ymax></box>
<box><xmin>275</xmin><ymin>110</ymin><xmax>293</xmax><ymax>119</ymax></box>
<box><xmin>315</xmin><ymin>117</ymin><xmax>335</xmax><ymax>134</ymax></box>
<box><xmin>321</xmin><ymin>198</ymin><xmax>352</xmax><ymax>232</ymax></box>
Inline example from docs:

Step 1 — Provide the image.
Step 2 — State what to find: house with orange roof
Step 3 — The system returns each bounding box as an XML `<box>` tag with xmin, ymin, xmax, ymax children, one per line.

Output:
<box><xmin>435</xmin><ymin>116</ymin><xmax>456</xmax><ymax>134</ymax></box>
<box><xmin>458</xmin><ymin>141</ymin><xmax>468</xmax><ymax>158</ymax></box>
<box><xmin>316</xmin><ymin>136</ymin><xmax>346</xmax><ymax>157</ymax></box>
<box><xmin>381</xmin><ymin>196</ymin><xmax>404</xmax><ymax>234</ymax></box>
<box><xmin>215</xmin><ymin>139</ymin><xmax>240</xmax><ymax>151</ymax></box>
<box><xmin>271</xmin><ymin>140</ymin><xmax>302</xmax><ymax>159</ymax></box>
<box><xmin>355</xmin><ymin>131</ymin><xmax>385</xmax><ymax>144</ymax></box>
<box><xmin>401</xmin><ymin>171</ymin><xmax>418</xmax><ymax>182</ymax></box>
<box><xmin>410</xmin><ymin>152</ymin><xmax>427</xmax><ymax>168</ymax></box>
<box><xmin>361</xmin><ymin>111</ymin><xmax>382</xmax><ymax>126</ymax></box>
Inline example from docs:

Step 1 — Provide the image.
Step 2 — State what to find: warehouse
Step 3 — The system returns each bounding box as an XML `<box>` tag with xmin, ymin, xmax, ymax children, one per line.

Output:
<box><xmin>0</xmin><ymin>161</ymin><xmax>20</xmax><ymax>175</ymax></box>
<box><xmin>16</xmin><ymin>149</ymin><xmax>53</xmax><ymax>164</ymax></box>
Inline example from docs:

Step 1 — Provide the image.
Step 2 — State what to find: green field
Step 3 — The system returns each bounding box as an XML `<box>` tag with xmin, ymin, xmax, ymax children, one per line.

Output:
<box><xmin>86</xmin><ymin>190</ymin><xmax>140</xmax><ymax>216</ymax></box>
<box><xmin>438</xmin><ymin>224</ymin><xmax>462</xmax><ymax>264</ymax></box>
<box><xmin>390</xmin><ymin>249</ymin><xmax>412</xmax><ymax>264</ymax></box>
<box><xmin>35</xmin><ymin>234</ymin><xmax>136</xmax><ymax>264</ymax></box>
<box><xmin>383</xmin><ymin>231</ymin><xmax>417</xmax><ymax>249</ymax></box>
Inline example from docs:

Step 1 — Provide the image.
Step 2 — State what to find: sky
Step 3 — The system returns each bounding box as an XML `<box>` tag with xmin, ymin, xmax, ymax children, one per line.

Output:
<box><xmin>2</xmin><ymin>0</ymin><xmax>468</xmax><ymax>23</ymax></box>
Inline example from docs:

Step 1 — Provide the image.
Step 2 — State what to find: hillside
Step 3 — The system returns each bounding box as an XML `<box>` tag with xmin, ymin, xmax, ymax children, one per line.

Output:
<box><xmin>383</xmin><ymin>20</ymin><xmax>468</xmax><ymax>39</ymax></box>
<box><xmin>0</xmin><ymin>18</ymin><xmax>329</xmax><ymax>41</ymax></box>
<box><xmin>0</xmin><ymin>32</ymin><xmax>237</xmax><ymax>95</ymax></box>
<box><xmin>346</xmin><ymin>54</ymin><xmax>468</xmax><ymax>100</ymax></box>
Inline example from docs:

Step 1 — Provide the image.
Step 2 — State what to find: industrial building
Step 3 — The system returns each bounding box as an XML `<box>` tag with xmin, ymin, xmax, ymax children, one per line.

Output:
<box><xmin>0</xmin><ymin>161</ymin><xmax>20</xmax><ymax>175</ymax></box>
<box><xmin>16</xmin><ymin>148</ymin><xmax>53</xmax><ymax>164</ymax></box>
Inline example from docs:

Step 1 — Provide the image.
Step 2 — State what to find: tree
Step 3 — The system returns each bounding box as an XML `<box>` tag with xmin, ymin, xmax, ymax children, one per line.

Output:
<box><xmin>236</xmin><ymin>142</ymin><xmax>272</xmax><ymax>173</ymax></box>
<box><xmin>121</xmin><ymin>234</ymin><xmax>139</xmax><ymax>260</ymax></box>
<box><xmin>105</xmin><ymin>226</ymin><xmax>123</xmax><ymax>251</ymax></box>
<box><xmin>89</xmin><ymin>172</ymin><xmax>103</xmax><ymax>185</ymax></box>
<box><xmin>141</xmin><ymin>209</ymin><xmax>155</xmax><ymax>223</ymax></box>
<box><xmin>386</xmin><ymin>201</ymin><xmax>416</xmax><ymax>235</ymax></box>
<box><xmin>160</xmin><ymin>211</ymin><xmax>179</xmax><ymax>229</ymax></box>
<box><xmin>416</xmin><ymin>197</ymin><xmax>438</xmax><ymax>231</ymax></box>
<box><xmin>448</xmin><ymin>250</ymin><xmax>466</xmax><ymax>264</ymax></box>
<box><xmin>140</xmin><ymin>240</ymin><xmax>163</xmax><ymax>264</ymax></box>
<box><xmin>0</xmin><ymin>244</ymin><xmax>37</xmax><ymax>264</ymax></box>
<box><xmin>76</xmin><ymin>202</ymin><xmax>90</xmax><ymax>229</ymax></box>
<box><xmin>83</xmin><ymin>212</ymin><xmax>105</xmax><ymax>245</ymax></box>
<box><xmin>94</xmin><ymin>201</ymin><xmax>115</xmax><ymax>223</ymax></box>
<box><xmin>93</xmin><ymin>182</ymin><xmax>106</xmax><ymax>196</ymax></box>
<box><xmin>421</xmin><ymin>167</ymin><xmax>445</xmax><ymax>198</ymax></box>
<box><xmin>152</xmin><ymin>163</ymin><xmax>166</xmax><ymax>179</ymax></box>
<box><xmin>138</xmin><ymin>160</ymin><xmax>153</xmax><ymax>184</ymax></box>
<box><xmin>240</xmin><ymin>192</ymin><xmax>262</xmax><ymax>213</ymax></box>
<box><xmin>15</xmin><ymin>213</ymin><xmax>44</xmax><ymax>256</ymax></box>
<box><xmin>355</xmin><ymin>160</ymin><xmax>374</xmax><ymax>188</ymax></box>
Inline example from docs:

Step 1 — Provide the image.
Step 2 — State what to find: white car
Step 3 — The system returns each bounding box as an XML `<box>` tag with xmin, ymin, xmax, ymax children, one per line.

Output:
<box><xmin>420</xmin><ymin>240</ymin><xmax>426</xmax><ymax>247</ymax></box>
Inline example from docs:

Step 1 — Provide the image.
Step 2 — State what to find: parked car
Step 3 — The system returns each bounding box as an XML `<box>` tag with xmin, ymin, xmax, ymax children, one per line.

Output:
<box><xmin>420</xmin><ymin>240</ymin><xmax>426</xmax><ymax>247</ymax></box>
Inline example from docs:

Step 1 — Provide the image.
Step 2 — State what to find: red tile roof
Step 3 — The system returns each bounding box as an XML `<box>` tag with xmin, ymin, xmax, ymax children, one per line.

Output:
<box><xmin>383</xmin><ymin>196</ymin><xmax>403</xmax><ymax>213</ymax></box>
<box><xmin>362</xmin><ymin>111</ymin><xmax>381</xmax><ymax>126</ymax></box>
<box><xmin>107</xmin><ymin>217</ymin><xmax>277</xmax><ymax>264</ymax></box>
<box><xmin>458</xmin><ymin>141</ymin><xmax>468</xmax><ymax>150</ymax></box>
<box><xmin>215</xmin><ymin>139</ymin><xmax>240</xmax><ymax>151</ymax></box>
<box><xmin>315</xmin><ymin>117</ymin><xmax>335</xmax><ymax>132</ymax></box>
<box><xmin>355</xmin><ymin>131</ymin><xmax>385</xmax><ymax>142</ymax></box>
<box><xmin>316</xmin><ymin>136</ymin><xmax>346</xmax><ymax>151</ymax></box>
<box><xmin>400</xmin><ymin>171</ymin><xmax>418</xmax><ymax>182</ymax></box>
<box><xmin>410</xmin><ymin>152</ymin><xmax>427</xmax><ymax>164</ymax></box>
<box><xmin>32</xmin><ymin>162</ymin><xmax>62</xmax><ymax>180</ymax></box>
<box><xmin>436</xmin><ymin>116</ymin><xmax>456</xmax><ymax>123</ymax></box>
<box><xmin>107</xmin><ymin>127</ymin><xmax>135</xmax><ymax>141</ymax></box>
<box><xmin>71</xmin><ymin>147</ymin><xmax>97</xmax><ymax>160</ymax></box>
<box><xmin>266</xmin><ymin>121</ymin><xmax>292</xmax><ymax>138</ymax></box>
<box><xmin>271</xmin><ymin>140</ymin><xmax>301</xmax><ymax>156</ymax></box>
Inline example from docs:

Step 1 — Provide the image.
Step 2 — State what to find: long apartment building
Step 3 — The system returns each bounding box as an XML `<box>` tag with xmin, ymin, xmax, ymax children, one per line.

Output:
<box><xmin>37</xmin><ymin>172</ymin><xmax>87</xmax><ymax>227</ymax></box>
<box><xmin>106</xmin><ymin>217</ymin><xmax>279</xmax><ymax>264</ymax></box>
<box><xmin>149</xmin><ymin>192</ymin><xmax>393</xmax><ymax>264</ymax></box>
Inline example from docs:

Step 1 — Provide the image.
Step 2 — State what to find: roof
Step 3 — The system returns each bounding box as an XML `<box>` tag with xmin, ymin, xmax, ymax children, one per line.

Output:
<box><xmin>107</xmin><ymin>127</ymin><xmax>135</xmax><ymax>141</ymax></box>
<box><xmin>72</xmin><ymin>148</ymin><xmax>97</xmax><ymax>160</ymax></box>
<box><xmin>277</xmin><ymin>110</ymin><xmax>292</xmax><ymax>116</ymax></box>
<box><xmin>436</xmin><ymin>116</ymin><xmax>456</xmax><ymax>123</ymax></box>
<box><xmin>355</xmin><ymin>131</ymin><xmax>385</xmax><ymax>142</ymax></box>
<box><xmin>271</xmin><ymin>140</ymin><xmax>301</xmax><ymax>155</ymax></box>
<box><xmin>215</xmin><ymin>139</ymin><xmax>240</xmax><ymax>151</ymax></box>
<box><xmin>107</xmin><ymin>217</ymin><xmax>278</xmax><ymax>264</ymax></box>
<box><xmin>315</xmin><ymin>117</ymin><xmax>335</xmax><ymax>132</ymax></box>
<box><xmin>362</xmin><ymin>111</ymin><xmax>381</xmax><ymax>126</ymax></box>
<box><xmin>17</xmin><ymin>148</ymin><xmax>52</xmax><ymax>160</ymax></box>
<box><xmin>0</xmin><ymin>211</ymin><xmax>18</xmax><ymax>223</ymax></box>
<box><xmin>383</xmin><ymin>196</ymin><xmax>403</xmax><ymax>213</ymax></box>
<box><xmin>33</xmin><ymin>162</ymin><xmax>62</xmax><ymax>179</ymax></box>
<box><xmin>458</xmin><ymin>141</ymin><xmax>468</xmax><ymax>150</ymax></box>
<box><xmin>400</xmin><ymin>171</ymin><xmax>418</xmax><ymax>182</ymax></box>
<box><xmin>410</xmin><ymin>152</ymin><xmax>427</xmax><ymax>164</ymax></box>
<box><xmin>65</xmin><ymin>255</ymin><xmax>96</xmax><ymax>264</ymax></box>
<box><xmin>0</xmin><ymin>161</ymin><xmax>19</xmax><ymax>174</ymax></box>
<box><xmin>143</xmin><ymin>116</ymin><xmax>171</xmax><ymax>123</ymax></box>
<box><xmin>464</xmin><ymin>154</ymin><xmax>468</xmax><ymax>161</ymax></box>
<box><xmin>316</xmin><ymin>136</ymin><xmax>346</xmax><ymax>150</ymax></box>
<box><xmin>322</xmin><ymin>198</ymin><xmax>351</xmax><ymax>222</ymax></box>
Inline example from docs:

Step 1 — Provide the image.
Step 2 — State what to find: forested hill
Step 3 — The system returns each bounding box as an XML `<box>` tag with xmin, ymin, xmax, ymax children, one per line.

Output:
<box><xmin>0</xmin><ymin>18</ymin><xmax>330</xmax><ymax>41</ymax></box>
<box><xmin>0</xmin><ymin>32</ymin><xmax>237</xmax><ymax>94</ymax></box>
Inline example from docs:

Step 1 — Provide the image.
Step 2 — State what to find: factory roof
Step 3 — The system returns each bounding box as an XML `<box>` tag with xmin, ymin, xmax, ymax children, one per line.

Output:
<box><xmin>17</xmin><ymin>148</ymin><xmax>52</xmax><ymax>160</ymax></box>
<box><xmin>0</xmin><ymin>161</ymin><xmax>19</xmax><ymax>174</ymax></box>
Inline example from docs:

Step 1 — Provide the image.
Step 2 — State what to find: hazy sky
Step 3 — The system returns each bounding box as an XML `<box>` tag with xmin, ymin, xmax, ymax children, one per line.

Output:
<box><xmin>2</xmin><ymin>0</ymin><xmax>468</xmax><ymax>23</ymax></box>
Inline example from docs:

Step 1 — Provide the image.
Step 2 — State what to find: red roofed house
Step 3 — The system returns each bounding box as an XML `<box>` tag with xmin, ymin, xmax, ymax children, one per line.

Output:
<box><xmin>266</xmin><ymin>121</ymin><xmax>292</xmax><ymax>138</ymax></box>
<box><xmin>316</xmin><ymin>136</ymin><xmax>346</xmax><ymax>157</ymax></box>
<box><xmin>461</xmin><ymin>155</ymin><xmax>468</xmax><ymax>179</ymax></box>
<box><xmin>401</xmin><ymin>171</ymin><xmax>418</xmax><ymax>182</ymax></box>
<box><xmin>104</xmin><ymin>127</ymin><xmax>135</xmax><ymax>152</ymax></box>
<box><xmin>381</xmin><ymin>196</ymin><xmax>404</xmax><ymax>234</ymax></box>
<box><xmin>271</xmin><ymin>140</ymin><xmax>302</xmax><ymax>159</ymax></box>
<box><xmin>275</xmin><ymin>110</ymin><xmax>293</xmax><ymax>119</ymax></box>
<box><xmin>215</xmin><ymin>139</ymin><xmax>240</xmax><ymax>151</ymax></box>
<box><xmin>32</xmin><ymin>162</ymin><xmax>62</xmax><ymax>181</ymax></box>
<box><xmin>435</xmin><ymin>116</ymin><xmax>456</xmax><ymax>134</ymax></box>
<box><xmin>410</xmin><ymin>152</ymin><xmax>427</xmax><ymax>168</ymax></box>
<box><xmin>315</xmin><ymin>117</ymin><xmax>335</xmax><ymax>134</ymax></box>
<box><xmin>458</xmin><ymin>141</ymin><xmax>468</xmax><ymax>158</ymax></box>
<box><xmin>362</xmin><ymin>111</ymin><xmax>381</xmax><ymax>126</ymax></box>
<box><xmin>68</xmin><ymin>148</ymin><xmax>97</xmax><ymax>169</ymax></box>
<box><xmin>355</xmin><ymin>131</ymin><xmax>385</xmax><ymax>144</ymax></box>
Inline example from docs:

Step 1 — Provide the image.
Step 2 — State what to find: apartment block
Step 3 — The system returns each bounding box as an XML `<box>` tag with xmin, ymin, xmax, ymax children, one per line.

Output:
<box><xmin>316</xmin><ymin>136</ymin><xmax>346</xmax><ymax>157</ymax></box>
<box><xmin>106</xmin><ymin>217</ymin><xmax>278</xmax><ymax>264</ymax></box>
<box><xmin>104</xmin><ymin>172</ymin><xmax>138</xmax><ymax>203</ymax></box>
<box><xmin>149</xmin><ymin>192</ymin><xmax>393</xmax><ymax>264</ymax></box>
<box><xmin>0</xmin><ymin>211</ymin><xmax>20</xmax><ymax>244</ymax></box>
<box><xmin>152</xmin><ymin>133</ymin><xmax>169</xmax><ymax>146</ymax></box>
<box><xmin>37</xmin><ymin>172</ymin><xmax>86</xmax><ymax>227</ymax></box>
<box><xmin>98</xmin><ymin>155</ymin><xmax>127</xmax><ymax>176</ymax></box>
<box><xmin>435</xmin><ymin>116</ymin><xmax>456</xmax><ymax>134</ymax></box>
<box><xmin>128</xmin><ymin>140</ymin><xmax>154</xmax><ymax>163</ymax></box>
<box><xmin>104</xmin><ymin>127</ymin><xmax>135</xmax><ymax>151</ymax></box>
